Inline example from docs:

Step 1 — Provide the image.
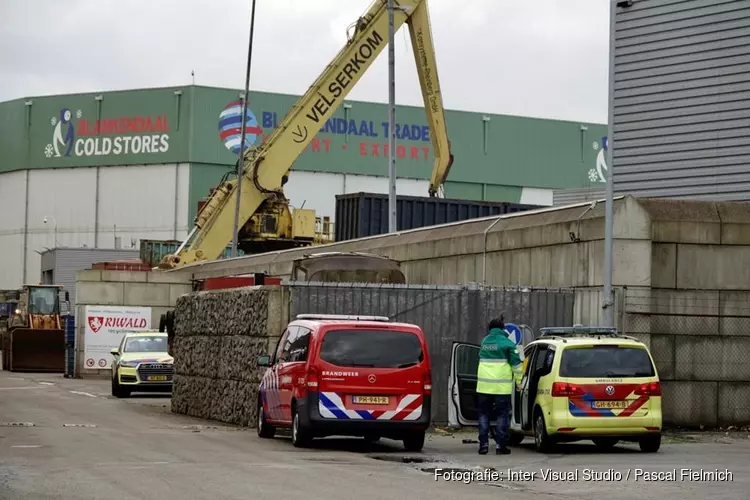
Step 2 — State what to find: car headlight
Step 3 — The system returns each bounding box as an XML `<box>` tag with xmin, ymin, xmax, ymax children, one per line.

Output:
<box><xmin>119</xmin><ymin>360</ymin><xmax>139</xmax><ymax>368</ymax></box>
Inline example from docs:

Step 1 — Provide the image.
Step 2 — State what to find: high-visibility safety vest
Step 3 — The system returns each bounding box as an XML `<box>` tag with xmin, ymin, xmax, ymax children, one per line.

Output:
<box><xmin>476</xmin><ymin>328</ymin><xmax>524</xmax><ymax>395</ymax></box>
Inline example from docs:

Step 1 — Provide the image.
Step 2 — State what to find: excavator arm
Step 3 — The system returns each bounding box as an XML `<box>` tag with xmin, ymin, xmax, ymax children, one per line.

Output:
<box><xmin>163</xmin><ymin>0</ymin><xmax>453</xmax><ymax>269</ymax></box>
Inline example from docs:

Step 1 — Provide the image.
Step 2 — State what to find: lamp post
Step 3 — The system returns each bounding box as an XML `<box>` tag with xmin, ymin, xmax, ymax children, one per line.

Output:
<box><xmin>387</xmin><ymin>0</ymin><xmax>397</xmax><ymax>233</ymax></box>
<box><xmin>43</xmin><ymin>215</ymin><xmax>58</xmax><ymax>248</ymax></box>
<box><xmin>231</xmin><ymin>0</ymin><xmax>258</xmax><ymax>257</ymax></box>
<box><xmin>603</xmin><ymin>0</ymin><xmax>616</xmax><ymax>327</ymax></box>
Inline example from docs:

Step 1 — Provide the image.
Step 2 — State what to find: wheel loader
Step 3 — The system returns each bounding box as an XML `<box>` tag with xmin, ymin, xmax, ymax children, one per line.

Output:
<box><xmin>1</xmin><ymin>285</ymin><xmax>70</xmax><ymax>372</ymax></box>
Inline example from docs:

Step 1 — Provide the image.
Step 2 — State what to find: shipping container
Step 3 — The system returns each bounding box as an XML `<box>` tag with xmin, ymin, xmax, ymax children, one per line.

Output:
<box><xmin>139</xmin><ymin>239</ymin><xmax>244</xmax><ymax>267</ymax></box>
<box><xmin>199</xmin><ymin>275</ymin><xmax>282</xmax><ymax>291</ymax></box>
<box><xmin>334</xmin><ymin>192</ymin><xmax>543</xmax><ymax>242</ymax></box>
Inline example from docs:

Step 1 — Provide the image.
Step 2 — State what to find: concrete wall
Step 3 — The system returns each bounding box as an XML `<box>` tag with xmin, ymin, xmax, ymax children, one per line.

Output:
<box><xmin>168</xmin><ymin>195</ymin><xmax>750</xmax><ymax>428</ymax></box>
<box><xmin>74</xmin><ymin>269</ymin><xmax>191</xmax><ymax>377</ymax></box>
<box><xmin>174</xmin><ymin>196</ymin><xmax>651</xmax><ymax>288</ymax></box>
<box><xmin>617</xmin><ymin>199</ymin><xmax>750</xmax><ymax>427</ymax></box>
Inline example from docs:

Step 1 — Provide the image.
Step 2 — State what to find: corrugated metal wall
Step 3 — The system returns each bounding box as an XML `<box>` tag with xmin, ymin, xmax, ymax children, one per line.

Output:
<box><xmin>287</xmin><ymin>282</ymin><xmax>575</xmax><ymax>424</ymax></box>
<box><xmin>0</xmin><ymin>170</ymin><xmax>26</xmax><ymax>288</ymax></box>
<box><xmin>552</xmin><ymin>187</ymin><xmax>606</xmax><ymax>206</ymax></box>
<box><xmin>0</xmin><ymin>163</ymin><xmax>190</xmax><ymax>288</ymax></box>
<box><xmin>41</xmin><ymin>248</ymin><xmax>139</xmax><ymax>309</ymax></box>
<box><xmin>613</xmin><ymin>0</ymin><xmax>750</xmax><ymax>200</ymax></box>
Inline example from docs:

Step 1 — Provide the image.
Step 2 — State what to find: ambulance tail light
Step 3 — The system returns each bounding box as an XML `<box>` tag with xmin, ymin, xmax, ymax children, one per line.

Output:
<box><xmin>306</xmin><ymin>367</ymin><xmax>319</xmax><ymax>389</ymax></box>
<box><xmin>551</xmin><ymin>382</ymin><xmax>584</xmax><ymax>397</ymax></box>
<box><xmin>422</xmin><ymin>369</ymin><xmax>432</xmax><ymax>395</ymax></box>
<box><xmin>635</xmin><ymin>381</ymin><xmax>661</xmax><ymax>396</ymax></box>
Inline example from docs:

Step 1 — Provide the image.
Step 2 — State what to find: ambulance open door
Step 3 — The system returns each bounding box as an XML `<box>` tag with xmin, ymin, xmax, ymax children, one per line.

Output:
<box><xmin>447</xmin><ymin>324</ymin><xmax>532</xmax><ymax>429</ymax></box>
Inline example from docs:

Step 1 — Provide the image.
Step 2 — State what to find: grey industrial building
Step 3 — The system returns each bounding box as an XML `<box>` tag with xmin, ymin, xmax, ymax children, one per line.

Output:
<box><xmin>552</xmin><ymin>0</ymin><xmax>750</xmax><ymax>205</ymax></box>
<box><xmin>40</xmin><ymin>247</ymin><xmax>139</xmax><ymax>311</ymax></box>
<box><xmin>611</xmin><ymin>0</ymin><xmax>750</xmax><ymax>200</ymax></box>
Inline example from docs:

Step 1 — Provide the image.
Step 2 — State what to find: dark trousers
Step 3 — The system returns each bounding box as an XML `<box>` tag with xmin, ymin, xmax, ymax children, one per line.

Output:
<box><xmin>478</xmin><ymin>393</ymin><xmax>511</xmax><ymax>449</ymax></box>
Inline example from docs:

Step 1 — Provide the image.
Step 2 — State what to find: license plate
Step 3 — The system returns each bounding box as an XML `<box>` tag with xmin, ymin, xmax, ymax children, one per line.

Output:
<box><xmin>592</xmin><ymin>400</ymin><xmax>629</xmax><ymax>409</ymax></box>
<box><xmin>147</xmin><ymin>375</ymin><xmax>168</xmax><ymax>381</ymax></box>
<box><xmin>352</xmin><ymin>396</ymin><xmax>389</xmax><ymax>405</ymax></box>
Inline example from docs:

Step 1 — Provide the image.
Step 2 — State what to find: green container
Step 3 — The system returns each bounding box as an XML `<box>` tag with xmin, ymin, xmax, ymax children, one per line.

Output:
<box><xmin>139</xmin><ymin>239</ymin><xmax>241</xmax><ymax>266</ymax></box>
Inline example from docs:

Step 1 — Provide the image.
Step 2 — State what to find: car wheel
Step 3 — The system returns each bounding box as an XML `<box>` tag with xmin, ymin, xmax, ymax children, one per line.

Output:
<box><xmin>111</xmin><ymin>371</ymin><xmax>129</xmax><ymax>398</ymax></box>
<box><xmin>533</xmin><ymin>409</ymin><xmax>553</xmax><ymax>453</ymax></box>
<box><xmin>639</xmin><ymin>434</ymin><xmax>661</xmax><ymax>453</ymax></box>
<box><xmin>403</xmin><ymin>431</ymin><xmax>425</xmax><ymax>452</ymax></box>
<box><xmin>508</xmin><ymin>431</ymin><xmax>525</xmax><ymax>447</ymax></box>
<box><xmin>257</xmin><ymin>398</ymin><xmax>275</xmax><ymax>439</ymax></box>
<box><xmin>592</xmin><ymin>438</ymin><xmax>619</xmax><ymax>450</ymax></box>
<box><xmin>291</xmin><ymin>408</ymin><xmax>311</xmax><ymax>448</ymax></box>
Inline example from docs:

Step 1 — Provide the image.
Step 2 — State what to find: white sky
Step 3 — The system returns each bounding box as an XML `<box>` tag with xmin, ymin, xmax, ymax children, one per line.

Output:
<box><xmin>0</xmin><ymin>0</ymin><xmax>610</xmax><ymax>124</ymax></box>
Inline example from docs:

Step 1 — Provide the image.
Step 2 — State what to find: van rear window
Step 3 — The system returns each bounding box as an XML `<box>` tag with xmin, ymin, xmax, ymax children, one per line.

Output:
<box><xmin>559</xmin><ymin>346</ymin><xmax>655</xmax><ymax>378</ymax></box>
<box><xmin>319</xmin><ymin>330</ymin><xmax>423</xmax><ymax>368</ymax></box>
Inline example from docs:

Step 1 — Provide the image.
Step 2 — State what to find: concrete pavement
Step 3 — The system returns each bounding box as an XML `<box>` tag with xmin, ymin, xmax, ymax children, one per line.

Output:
<box><xmin>1</xmin><ymin>371</ymin><xmax>748</xmax><ymax>500</ymax></box>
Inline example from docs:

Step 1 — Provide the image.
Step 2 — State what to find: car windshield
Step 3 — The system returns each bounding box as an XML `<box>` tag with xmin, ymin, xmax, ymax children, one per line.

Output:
<box><xmin>559</xmin><ymin>345</ymin><xmax>655</xmax><ymax>378</ymax></box>
<box><xmin>124</xmin><ymin>336</ymin><xmax>168</xmax><ymax>353</ymax></box>
<box><xmin>319</xmin><ymin>329</ymin><xmax>423</xmax><ymax>368</ymax></box>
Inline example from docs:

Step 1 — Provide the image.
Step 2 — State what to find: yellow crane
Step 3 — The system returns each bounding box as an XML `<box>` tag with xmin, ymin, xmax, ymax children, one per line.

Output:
<box><xmin>161</xmin><ymin>0</ymin><xmax>454</xmax><ymax>269</ymax></box>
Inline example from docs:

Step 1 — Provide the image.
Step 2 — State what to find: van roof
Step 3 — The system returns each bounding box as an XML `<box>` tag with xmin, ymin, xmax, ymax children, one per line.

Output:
<box><xmin>291</xmin><ymin>317</ymin><xmax>421</xmax><ymax>332</ymax></box>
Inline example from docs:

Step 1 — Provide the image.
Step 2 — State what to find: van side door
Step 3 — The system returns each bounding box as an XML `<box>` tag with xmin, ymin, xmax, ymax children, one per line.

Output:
<box><xmin>277</xmin><ymin>326</ymin><xmax>312</xmax><ymax>422</ymax></box>
<box><xmin>263</xmin><ymin>327</ymin><xmax>292</xmax><ymax>423</ymax></box>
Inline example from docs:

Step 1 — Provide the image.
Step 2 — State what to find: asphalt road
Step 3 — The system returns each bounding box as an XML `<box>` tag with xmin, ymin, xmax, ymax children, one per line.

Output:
<box><xmin>1</xmin><ymin>371</ymin><xmax>748</xmax><ymax>500</ymax></box>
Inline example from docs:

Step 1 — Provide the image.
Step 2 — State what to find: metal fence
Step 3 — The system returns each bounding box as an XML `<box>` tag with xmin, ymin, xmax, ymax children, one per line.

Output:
<box><xmin>622</xmin><ymin>289</ymin><xmax>750</xmax><ymax>428</ymax></box>
<box><xmin>286</xmin><ymin>281</ymin><xmax>576</xmax><ymax>424</ymax></box>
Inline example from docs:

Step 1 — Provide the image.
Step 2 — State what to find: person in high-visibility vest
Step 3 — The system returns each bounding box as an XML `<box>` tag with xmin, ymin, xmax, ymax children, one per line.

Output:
<box><xmin>476</xmin><ymin>314</ymin><xmax>523</xmax><ymax>455</ymax></box>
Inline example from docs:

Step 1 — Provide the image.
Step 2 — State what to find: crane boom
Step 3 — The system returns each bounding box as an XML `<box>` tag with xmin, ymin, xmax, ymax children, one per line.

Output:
<box><xmin>162</xmin><ymin>0</ymin><xmax>453</xmax><ymax>269</ymax></box>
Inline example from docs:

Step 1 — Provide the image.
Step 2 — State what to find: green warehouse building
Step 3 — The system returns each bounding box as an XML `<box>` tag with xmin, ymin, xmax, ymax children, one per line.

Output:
<box><xmin>0</xmin><ymin>85</ymin><xmax>606</xmax><ymax>288</ymax></box>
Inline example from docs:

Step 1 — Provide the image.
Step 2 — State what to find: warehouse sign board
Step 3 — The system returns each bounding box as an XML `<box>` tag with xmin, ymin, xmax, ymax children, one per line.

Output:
<box><xmin>588</xmin><ymin>136</ymin><xmax>607</xmax><ymax>184</ymax></box>
<box><xmin>83</xmin><ymin>305</ymin><xmax>152</xmax><ymax>370</ymax></box>
<box><xmin>219</xmin><ymin>100</ymin><xmax>434</xmax><ymax>163</ymax></box>
<box><xmin>44</xmin><ymin>107</ymin><xmax>171</xmax><ymax>159</ymax></box>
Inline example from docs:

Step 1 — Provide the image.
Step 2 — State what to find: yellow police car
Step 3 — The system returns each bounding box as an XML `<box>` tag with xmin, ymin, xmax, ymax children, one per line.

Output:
<box><xmin>448</xmin><ymin>326</ymin><xmax>662</xmax><ymax>453</ymax></box>
<box><xmin>110</xmin><ymin>331</ymin><xmax>174</xmax><ymax>398</ymax></box>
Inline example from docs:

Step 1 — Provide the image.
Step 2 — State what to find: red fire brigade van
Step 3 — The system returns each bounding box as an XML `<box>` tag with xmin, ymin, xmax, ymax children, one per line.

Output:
<box><xmin>256</xmin><ymin>314</ymin><xmax>432</xmax><ymax>451</ymax></box>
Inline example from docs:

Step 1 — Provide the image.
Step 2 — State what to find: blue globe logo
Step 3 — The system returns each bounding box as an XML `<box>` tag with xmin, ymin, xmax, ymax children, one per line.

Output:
<box><xmin>218</xmin><ymin>100</ymin><xmax>262</xmax><ymax>154</ymax></box>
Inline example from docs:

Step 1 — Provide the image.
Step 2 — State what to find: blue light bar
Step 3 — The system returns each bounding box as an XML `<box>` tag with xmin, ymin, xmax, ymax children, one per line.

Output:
<box><xmin>540</xmin><ymin>326</ymin><xmax>618</xmax><ymax>336</ymax></box>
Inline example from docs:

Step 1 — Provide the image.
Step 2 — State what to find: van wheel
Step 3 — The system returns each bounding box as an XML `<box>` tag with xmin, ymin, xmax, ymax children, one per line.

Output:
<box><xmin>533</xmin><ymin>409</ymin><xmax>553</xmax><ymax>453</ymax></box>
<box><xmin>592</xmin><ymin>438</ymin><xmax>619</xmax><ymax>449</ymax></box>
<box><xmin>291</xmin><ymin>408</ymin><xmax>312</xmax><ymax>448</ymax></box>
<box><xmin>257</xmin><ymin>398</ymin><xmax>275</xmax><ymax>438</ymax></box>
<box><xmin>639</xmin><ymin>435</ymin><xmax>661</xmax><ymax>453</ymax></box>
<box><xmin>403</xmin><ymin>431</ymin><xmax>425</xmax><ymax>452</ymax></box>
<box><xmin>508</xmin><ymin>431</ymin><xmax>524</xmax><ymax>446</ymax></box>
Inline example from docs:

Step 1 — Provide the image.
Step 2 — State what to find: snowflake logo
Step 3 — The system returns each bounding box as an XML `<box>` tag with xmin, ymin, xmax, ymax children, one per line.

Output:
<box><xmin>592</xmin><ymin>141</ymin><xmax>599</xmax><ymax>151</ymax></box>
<box><xmin>76</xmin><ymin>109</ymin><xmax>83</xmax><ymax>119</ymax></box>
<box><xmin>588</xmin><ymin>168</ymin><xmax>599</xmax><ymax>183</ymax></box>
<box><xmin>44</xmin><ymin>144</ymin><xmax>54</xmax><ymax>158</ymax></box>
<box><xmin>50</xmin><ymin>117</ymin><xmax>57</xmax><ymax>126</ymax></box>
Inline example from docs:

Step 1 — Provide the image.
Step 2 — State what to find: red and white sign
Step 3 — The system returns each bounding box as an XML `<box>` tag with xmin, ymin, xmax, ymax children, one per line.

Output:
<box><xmin>83</xmin><ymin>305</ymin><xmax>151</xmax><ymax>370</ymax></box>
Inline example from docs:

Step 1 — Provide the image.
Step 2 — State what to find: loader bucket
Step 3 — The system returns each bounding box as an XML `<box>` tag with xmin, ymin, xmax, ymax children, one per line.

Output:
<box><xmin>8</xmin><ymin>328</ymin><xmax>65</xmax><ymax>373</ymax></box>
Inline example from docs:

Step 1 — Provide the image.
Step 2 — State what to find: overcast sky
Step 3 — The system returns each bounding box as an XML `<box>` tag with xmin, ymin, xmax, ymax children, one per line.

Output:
<box><xmin>0</xmin><ymin>0</ymin><xmax>610</xmax><ymax>124</ymax></box>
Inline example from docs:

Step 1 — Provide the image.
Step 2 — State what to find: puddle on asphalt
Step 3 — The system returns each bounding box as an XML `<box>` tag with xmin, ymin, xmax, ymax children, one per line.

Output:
<box><xmin>368</xmin><ymin>455</ymin><xmax>437</xmax><ymax>464</ymax></box>
<box><xmin>367</xmin><ymin>453</ymin><xmax>521</xmax><ymax>489</ymax></box>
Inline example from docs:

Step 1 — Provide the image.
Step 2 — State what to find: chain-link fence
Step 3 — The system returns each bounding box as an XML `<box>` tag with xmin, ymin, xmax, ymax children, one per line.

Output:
<box><xmin>623</xmin><ymin>289</ymin><xmax>750</xmax><ymax>428</ymax></box>
<box><xmin>286</xmin><ymin>281</ymin><xmax>576</xmax><ymax>424</ymax></box>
